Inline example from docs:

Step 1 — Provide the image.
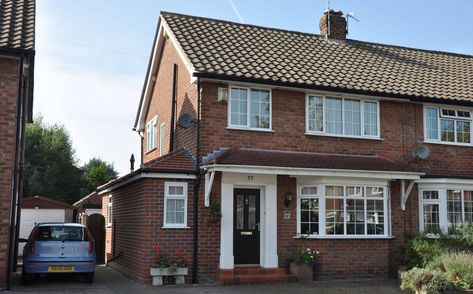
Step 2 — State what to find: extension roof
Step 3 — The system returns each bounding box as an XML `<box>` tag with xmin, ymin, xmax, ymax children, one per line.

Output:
<box><xmin>159</xmin><ymin>11</ymin><xmax>473</xmax><ymax>106</ymax></box>
<box><xmin>0</xmin><ymin>0</ymin><xmax>35</xmax><ymax>51</ymax></box>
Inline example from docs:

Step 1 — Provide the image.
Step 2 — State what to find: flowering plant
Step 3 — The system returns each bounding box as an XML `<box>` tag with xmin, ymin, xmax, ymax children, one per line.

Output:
<box><xmin>174</xmin><ymin>249</ymin><xmax>189</xmax><ymax>268</ymax></box>
<box><xmin>294</xmin><ymin>248</ymin><xmax>319</xmax><ymax>265</ymax></box>
<box><xmin>153</xmin><ymin>247</ymin><xmax>189</xmax><ymax>272</ymax></box>
<box><xmin>154</xmin><ymin>247</ymin><xmax>171</xmax><ymax>268</ymax></box>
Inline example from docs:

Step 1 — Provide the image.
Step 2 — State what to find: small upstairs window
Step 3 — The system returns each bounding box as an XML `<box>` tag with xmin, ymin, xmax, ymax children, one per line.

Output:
<box><xmin>425</xmin><ymin>106</ymin><xmax>472</xmax><ymax>145</ymax></box>
<box><xmin>146</xmin><ymin>117</ymin><xmax>157</xmax><ymax>151</ymax></box>
<box><xmin>228</xmin><ymin>87</ymin><xmax>271</xmax><ymax>131</ymax></box>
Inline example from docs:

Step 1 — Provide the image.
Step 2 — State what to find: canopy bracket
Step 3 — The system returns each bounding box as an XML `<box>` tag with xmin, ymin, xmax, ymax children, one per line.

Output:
<box><xmin>401</xmin><ymin>180</ymin><xmax>415</xmax><ymax>211</ymax></box>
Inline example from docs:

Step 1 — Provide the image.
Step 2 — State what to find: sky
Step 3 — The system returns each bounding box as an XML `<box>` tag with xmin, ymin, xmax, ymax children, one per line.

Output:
<box><xmin>35</xmin><ymin>0</ymin><xmax>473</xmax><ymax>175</ymax></box>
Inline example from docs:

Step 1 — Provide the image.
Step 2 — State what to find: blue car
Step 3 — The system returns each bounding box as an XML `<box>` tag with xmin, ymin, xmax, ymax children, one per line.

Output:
<box><xmin>21</xmin><ymin>223</ymin><xmax>96</xmax><ymax>285</ymax></box>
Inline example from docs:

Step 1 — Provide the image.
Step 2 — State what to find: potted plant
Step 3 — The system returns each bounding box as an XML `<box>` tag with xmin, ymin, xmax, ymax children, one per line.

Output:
<box><xmin>289</xmin><ymin>248</ymin><xmax>319</xmax><ymax>282</ymax></box>
<box><xmin>149</xmin><ymin>247</ymin><xmax>189</xmax><ymax>285</ymax></box>
<box><xmin>205</xmin><ymin>201</ymin><xmax>222</xmax><ymax>224</ymax></box>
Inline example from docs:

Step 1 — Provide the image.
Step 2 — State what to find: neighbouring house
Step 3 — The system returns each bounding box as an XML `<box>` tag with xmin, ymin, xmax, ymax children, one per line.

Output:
<box><xmin>0</xmin><ymin>0</ymin><xmax>35</xmax><ymax>290</ymax></box>
<box><xmin>18</xmin><ymin>196</ymin><xmax>74</xmax><ymax>256</ymax></box>
<box><xmin>73</xmin><ymin>192</ymin><xmax>103</xmax><ymax>224</ymax></box>
<box><xmin>97</xmin><ymin>10</ymin><xmax>473</xmax><ymax>285</ymax></box>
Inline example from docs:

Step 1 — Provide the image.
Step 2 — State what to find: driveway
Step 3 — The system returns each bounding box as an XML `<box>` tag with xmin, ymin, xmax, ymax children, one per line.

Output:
<box><xmin>12</xmin><ymin>265</ymin><xmax>405</xmax><ymax>294</ymax></box>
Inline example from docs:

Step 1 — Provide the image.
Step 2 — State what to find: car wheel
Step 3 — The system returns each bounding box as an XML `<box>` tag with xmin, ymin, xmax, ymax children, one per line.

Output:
<box><xmin>21</xmin><ymin>268</ymin><xmax>33</xmax><ymax>285</ymax></box>
<box><xmin>84</xmin><ymin>272</ymin><xmax>94</xmax><ymax>283</ymax></box>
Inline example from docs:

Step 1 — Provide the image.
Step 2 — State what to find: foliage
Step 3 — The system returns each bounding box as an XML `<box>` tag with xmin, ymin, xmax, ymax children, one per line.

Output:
<box><xmin>153</xmin><ymin>247</ymin><xmax>189</xmax><ymax>272</ymax></box>
<box><xmin>80</xmin><ymin>157</ymin><xmax>118</xmax><ymax>196</ymax></box>
<box><xmin>400</xmin><ymin>267</ymin><xmax>453</xmax><ymax>294</ymax></box>
<box><xmin>24</xmin><ymin>116</ymin><xmax>82</xmax><ymax>204</ymax></box>
<box><xmin>205</xmin><ymin>201</ymin><xmax>222</xmax><ymax>224</ymax></box>
<box><xmin>440</xmin><ymin>252</ymin><xmax>473</xmax><ymax>289</ymax></box>
<box><xmin>403</xmin><ymin>224</ymin><xmax>473</xmax><ymax>268</ymax></box>
<box><xmin>154</xmin><ymin>247</ymin><xmax>171</xmax><ymax>268</ymax></box>
<box><xmin>294</xmin><ymin>248</ymin><xmax>319</xmax><ymax>265</ymax></box>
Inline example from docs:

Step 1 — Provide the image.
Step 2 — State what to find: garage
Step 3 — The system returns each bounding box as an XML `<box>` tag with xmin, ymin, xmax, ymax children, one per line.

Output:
<box><xmin>19</xmin><ymin>196</ymin><xmax>74</xmax><ymax>256</ymax></box>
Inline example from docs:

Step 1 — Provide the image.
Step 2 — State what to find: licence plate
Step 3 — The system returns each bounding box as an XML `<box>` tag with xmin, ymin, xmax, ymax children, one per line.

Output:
<box><xmin>48</xmin><ymin>265</ymin><xmax>75</xmax><ymax>272</ymax></box>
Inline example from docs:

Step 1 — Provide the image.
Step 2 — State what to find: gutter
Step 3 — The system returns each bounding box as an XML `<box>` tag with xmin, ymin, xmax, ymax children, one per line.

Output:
<box><xmin>192</xmin><ymin>77</ymin><xmax>201</xmax><ymax>284</ymax></box>
<box><xmin>6</xmin><ymin>53</ymin><xmax>30</xmax><ymax>290</ymax></box>
<box><xmin>169</xmin><ymin>63</ymin><xmax>177</xmax><ymax>152</ymax></box>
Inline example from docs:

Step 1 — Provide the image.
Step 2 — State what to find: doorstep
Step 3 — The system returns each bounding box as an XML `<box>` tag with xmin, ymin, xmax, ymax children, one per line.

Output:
<box><xmin>217</xmin><ymin>267</ymin><xmax>296</xmax><ymax>285</ymax></box>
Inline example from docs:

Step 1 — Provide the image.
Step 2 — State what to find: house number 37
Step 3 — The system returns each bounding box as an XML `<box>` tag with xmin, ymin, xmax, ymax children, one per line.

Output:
<box><xmin>248</xmin><ymin>176</ymin><xmax>254</xmax><ymax>181</ymax></box>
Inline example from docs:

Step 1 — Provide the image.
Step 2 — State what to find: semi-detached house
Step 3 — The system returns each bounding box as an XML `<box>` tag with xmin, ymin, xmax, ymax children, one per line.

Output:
<box><xmin>97</xmin><ymin>10</ymin><xmax>473</xmax><ymax>285</ymax></box>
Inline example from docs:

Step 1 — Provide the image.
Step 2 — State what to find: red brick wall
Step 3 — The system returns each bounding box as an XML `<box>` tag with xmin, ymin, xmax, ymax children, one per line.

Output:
<box><xmin>102</xmin><ymin>195</ymin><xmax>112</xmax><ymax>262</ymax></box>
<box><xmin>104</xmin><ymin>178</ymin><xmax>195</xmax><ymax>284</ymax></box>
<box><xmin>143</xmin><ymin>38</ymin><xmax>198</xmax><ymax>164</ymax></box>
<box><xmin>199</xmin><ymin>82</ymin><xmax>473</xmax><ymax>178</ymax></box>
<box><xmin>0</xmin><ymin>56</ymin><xmax>20</xmax><ymax>290</ymax></box>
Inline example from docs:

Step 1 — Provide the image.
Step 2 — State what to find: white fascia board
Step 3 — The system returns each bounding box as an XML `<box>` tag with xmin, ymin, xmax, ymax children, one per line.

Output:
<box><xmin>135</xmin><ymin>17</ymin><xmax>197</xmax><ymax>132</ymax></box>
<box><xmin>202</xmin><ymin>164</ymin><xmax>423</xmax><ymax>180</ymax></box>
<box><xmin>416</xmin><ymin>178</ymin><xmax>473</xmax><ymax>188</ymax></box>
<box><xmin>98</xmin><ymin>172</ymin><xmax>196</xmax><ymax>195</ymax></box>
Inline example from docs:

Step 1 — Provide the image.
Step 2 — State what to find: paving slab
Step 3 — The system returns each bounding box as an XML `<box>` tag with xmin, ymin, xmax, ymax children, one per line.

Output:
<box><xmin>12</xmin><ymin>265</ymin><xmax>406</xmax><ymax>294</ymax></box>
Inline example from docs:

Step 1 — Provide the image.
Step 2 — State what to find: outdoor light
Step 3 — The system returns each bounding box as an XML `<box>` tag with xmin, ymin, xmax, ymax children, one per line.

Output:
<box><xmin>284</xmin><ymin>192</ymin><xmax>293</xmax><ymax>208</ymax></box>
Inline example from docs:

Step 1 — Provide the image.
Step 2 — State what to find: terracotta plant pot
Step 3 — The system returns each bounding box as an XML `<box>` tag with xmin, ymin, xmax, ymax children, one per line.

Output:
<box><xmin>289</xmin><ymin>262</ymin><xmax>314</xmax><ymax>282</ymax></box>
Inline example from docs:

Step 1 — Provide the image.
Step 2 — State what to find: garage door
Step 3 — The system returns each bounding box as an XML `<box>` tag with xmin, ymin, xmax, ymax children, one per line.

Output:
<box><xmin>18</xmin><ymin>209</ymin><xmax>65</xmax><ymax>256</ymax></box>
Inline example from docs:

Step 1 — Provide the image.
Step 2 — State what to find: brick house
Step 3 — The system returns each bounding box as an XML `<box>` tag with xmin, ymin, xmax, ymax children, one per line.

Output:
<box><xmin>98</xmin><ymin>10</ymin><xmax>473</xmax><ymax>285</ymax></box>
<box><xmin>0</xmin><ymin>0</ymin><xmax>35</xmax><ymax>290</ymax></box>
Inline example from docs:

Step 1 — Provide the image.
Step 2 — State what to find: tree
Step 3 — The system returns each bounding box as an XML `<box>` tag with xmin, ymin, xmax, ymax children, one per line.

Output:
<box><xmin>80</xmin><ymin>158</ymin><xmax>118</xmax><ymax>196</ymax></box>
<box><xmin>24</xmin><ymin>116</ymin><xmax>83</xmax><ymax>204</ymax></box>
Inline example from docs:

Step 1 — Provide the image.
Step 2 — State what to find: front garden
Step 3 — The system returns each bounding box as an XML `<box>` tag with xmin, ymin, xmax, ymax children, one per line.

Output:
<box><xmin>400</xmin><ymin>224</ymin><xmax>473</xmax><ymax>293</ymax></box>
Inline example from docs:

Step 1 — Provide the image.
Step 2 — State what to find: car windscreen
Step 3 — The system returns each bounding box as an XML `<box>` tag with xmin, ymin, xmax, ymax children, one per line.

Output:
<box><xmin>37</xmin><ymin>226</ymin><xmax>88</xmax><ymax>242</ymax></box>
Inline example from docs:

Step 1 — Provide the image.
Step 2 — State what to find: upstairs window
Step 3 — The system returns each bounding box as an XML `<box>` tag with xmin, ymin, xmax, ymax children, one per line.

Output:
<box><xmin>146</xmin><ymin>117</ymin><xmax>157</xmax><ymax>151</ymax></box>
<box><xmin>425</xmin><ymin>106</ymin><xmax>472</xmax><ymax>144</ymax></box>
<box><xmin>306</xmin><ymin>95</ymin><xmax>379</xmax><ymax>138</ymax></box>
<box><xmin>228</xmin><ymin>87</ymin><xmax>271</xmax><ymax>130</ymax></box>
<box><xmin>159</xmin><ymin>123</ymin><xmax>165</xmax><ymax>156</ymax></box>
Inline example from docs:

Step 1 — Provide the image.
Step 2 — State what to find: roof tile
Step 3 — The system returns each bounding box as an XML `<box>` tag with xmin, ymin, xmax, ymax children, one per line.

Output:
<box><xmin>0</xmin><ymin>0</ymin><xmax>35</xmax><ymax>50</ymax></box>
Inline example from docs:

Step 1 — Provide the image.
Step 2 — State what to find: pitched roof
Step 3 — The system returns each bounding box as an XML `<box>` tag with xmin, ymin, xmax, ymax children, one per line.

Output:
<box><xmin>208</xmin><ymin>148</ymin><xmax>417</xmax><ymax>173</ymax></box>
<box><xmin>161</xmin><ymin>11</ymin><xmax>473</xmax><ymax>105</ymax></box>
<box><xmin>22</xmin><ymin>195</ymin><xmax>74</xmax><ymax>210</ymax></box>
<box><xmin>0</xmin><ymin>0</ymin><xmax>35</xmax><ymax>51</ymax></box>
<box><xmin>145</xmin><ymin>148</ymin><xmax>196</xmax><ymax>173</ymax></box>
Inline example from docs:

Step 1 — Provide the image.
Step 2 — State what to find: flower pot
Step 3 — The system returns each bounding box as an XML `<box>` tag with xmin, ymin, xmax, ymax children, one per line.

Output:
<box><xmin>149</xmin><ymin>267</ymin><xmax>188</xmax><ymax>285</ymax></box>
<box><xmin>289</xmin><ymin>262</ymin><xmax>314</xmax><ymax>282</ymax></box>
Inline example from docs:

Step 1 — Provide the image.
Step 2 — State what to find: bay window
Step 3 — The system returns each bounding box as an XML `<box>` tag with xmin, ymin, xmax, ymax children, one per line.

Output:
<box><xmin>419</xmin><ymin>186</ymin><xmax>473</xmax><ymax>234</ymax></box>
<box><xmin>228</xmin><ymin>87</ymin><xmax>271</xmax><ymax>130</ymax></box>
<box><xmin>424</xmin><ymin>106</ymin><xmax>472</xmax><ymax>145</ymax></box>
<box><xmin>306</xmin><ymin>95</ymin><xmax>379</xmax><ymax>138</ymax></box>
<box><xmin>297</xmin><ymin>184</ymin><xmax>389</xmax><ymax>238</ymax></box>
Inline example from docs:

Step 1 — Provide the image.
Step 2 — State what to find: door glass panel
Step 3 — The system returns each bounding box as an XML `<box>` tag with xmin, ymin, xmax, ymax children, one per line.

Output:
<box><xmin>248</xmin><ymin>195</ymin><xmax>256</xmax><ymax>230</ymax></box>
<box><xmin>236</xmin><ymin>194</ymin><xmax>244</xmax><ymax>230</ymax></box>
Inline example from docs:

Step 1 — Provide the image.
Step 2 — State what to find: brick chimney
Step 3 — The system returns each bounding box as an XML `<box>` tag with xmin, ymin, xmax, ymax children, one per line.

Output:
<box><xmin>319</xmin><ymin>10</ymin><xmax>347</xmax><ymax>39</ymax></box>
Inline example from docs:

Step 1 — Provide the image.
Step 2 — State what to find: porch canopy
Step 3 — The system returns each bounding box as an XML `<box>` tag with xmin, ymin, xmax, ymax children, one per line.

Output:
<box><xmin>201</xmin><ymin>148</ymin><xmax>424</xmax><ymax>209</ymax></box>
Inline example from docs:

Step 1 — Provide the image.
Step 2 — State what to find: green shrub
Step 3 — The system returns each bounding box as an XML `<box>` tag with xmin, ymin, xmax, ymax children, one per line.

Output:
<box><xmin>401</xmin><ymin>267</ymin><xmax>453</xmax><ymax>294</ymax></box>
<box><xmin>441</xmin><ymin>252</ymin><xmax>473</xmax><ymax>290</ymax></box>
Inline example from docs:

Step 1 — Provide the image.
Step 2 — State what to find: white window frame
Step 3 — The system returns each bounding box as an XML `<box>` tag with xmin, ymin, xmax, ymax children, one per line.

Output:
<box><xmin>107</xmin><ymin>195</ymin><xmax>112</xmax><ymax>227</ymax></box>
<box><xmin>419</xmin><ymin>185</ymin><xmax>473</xmax><ymax>235</ymax></box>
<box><xmin>305</xmin><ymin>95</ymin><xmax>381</xmax><ymax>139</ymax></box>
<box><xmin>163</xmin><ymin>182</ymin><xmax>188</xmax><ymax>229</ymax></box>
<box><xmin>423</xmin><ymin>105</ymin><xmax>473</xmax><ymax>146</ymax></box>
<box><xmin>159</xmin><ymin>123</ymin><xmax>165</xmax><ymax>156</ymax></box>
<box><xmin>296</xmin><ymin>184</ymin><xmax>391</xmax><ymax>239</ymax></box>
<box><xmin>146</xmin><ymin>116</ymin><xmax>158</xmax><ymax>152</ymax></box>
<box><xmin>227</xmin><ymin>86</ymin><xmax>273</xmax><ymax>132</ymax></box>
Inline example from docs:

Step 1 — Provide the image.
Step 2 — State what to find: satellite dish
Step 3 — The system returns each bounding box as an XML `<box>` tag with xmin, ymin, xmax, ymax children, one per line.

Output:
<box><xmin>412</xmin><ymin>145</ymin><xmax>430</xmax><ymax>160</ymax></box>
<box><xmin>177</xmin><ymin>114</ymin><xmax>194</xmax><ymax>129</ymax></box>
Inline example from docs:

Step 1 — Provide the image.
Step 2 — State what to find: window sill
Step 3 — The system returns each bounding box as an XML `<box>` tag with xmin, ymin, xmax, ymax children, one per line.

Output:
<box><xmin>145</xmin><ymin>147</ymin><xmax>157</xmax><ymax>154</ymax></box>
<box><xmin>226</xmin><ymin>126</ymin><xmax>275</xmax><ymax>133</ymax></box>
<box><xmin>424</xmin><ymin>140</ymin><xmax>472</xmax><ymax>147</ymax></box>
<box><xmin>293</xmin><ymin>235</ymin><xmax>394</xmax><ymax>240</ymax></box>
<box><xmin>305</xmin><ymin>132</ymin><xmax>383</xmax><ymax>141</ymax></box>
<box><xmin>162</xmin><ymin>226</ymin><xmax>190</xmax><ymax>229</ymax></box>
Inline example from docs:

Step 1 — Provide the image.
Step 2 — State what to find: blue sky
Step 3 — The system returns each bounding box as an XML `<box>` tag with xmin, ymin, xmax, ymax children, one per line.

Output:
<box><xmin>35</xmin><ymin>0</ymin><xmax>473</xmax><ymax>175</ymax></box>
